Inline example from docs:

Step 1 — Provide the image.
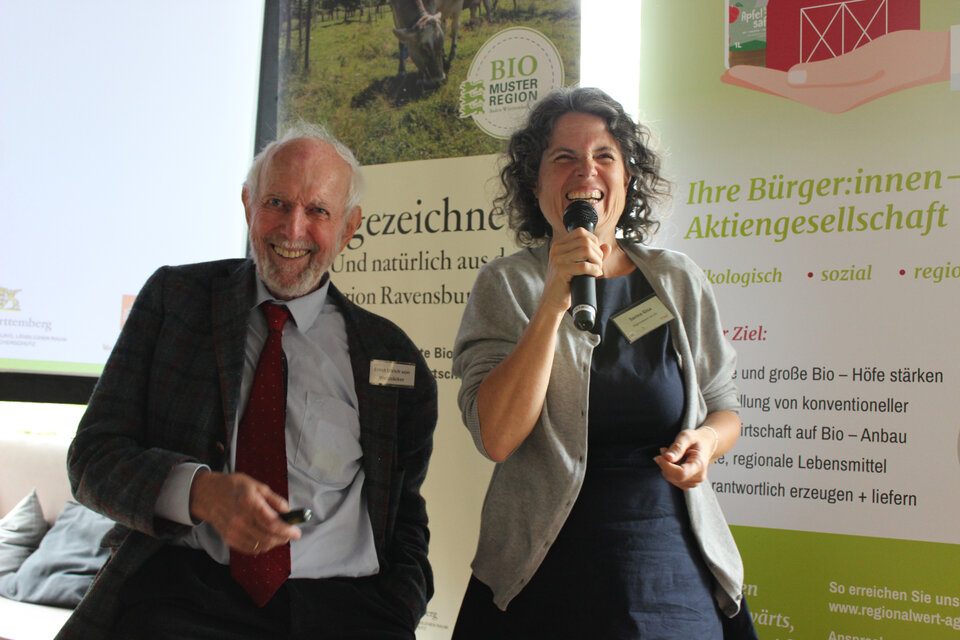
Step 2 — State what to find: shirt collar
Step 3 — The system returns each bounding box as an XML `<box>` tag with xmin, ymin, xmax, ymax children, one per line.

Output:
<box><xmin>253</xmin><ymin>272</ymin><xmax>330</xmax><ymax>332</ymax></box>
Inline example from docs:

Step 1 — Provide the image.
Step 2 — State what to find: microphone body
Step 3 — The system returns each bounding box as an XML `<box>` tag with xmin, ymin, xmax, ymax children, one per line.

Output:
<box><xmin>562</xmin><ymin>200</ymin><xmax>599</xmax><ymax>331</ymax></box>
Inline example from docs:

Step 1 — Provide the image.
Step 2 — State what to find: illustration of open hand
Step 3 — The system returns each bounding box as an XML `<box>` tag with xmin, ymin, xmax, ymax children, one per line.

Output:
<box><xmin>721</xmin><ymin>30</ymin><xmax>950</xmax><ymax>113</ymax></box>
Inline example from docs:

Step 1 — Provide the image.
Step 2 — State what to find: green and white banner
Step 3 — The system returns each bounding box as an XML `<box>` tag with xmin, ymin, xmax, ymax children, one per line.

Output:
<box><xmin>643</xmin><ymin>1</ymin><xmax>960</xmax><ymax>638</ymax></box>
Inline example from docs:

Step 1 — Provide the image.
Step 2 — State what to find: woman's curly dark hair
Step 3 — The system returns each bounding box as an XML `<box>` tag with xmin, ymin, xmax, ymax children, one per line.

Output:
<box><xmin>496</xmin><ymin>87</ymin><xmax>670</xmax><ymax>246</ymax></box>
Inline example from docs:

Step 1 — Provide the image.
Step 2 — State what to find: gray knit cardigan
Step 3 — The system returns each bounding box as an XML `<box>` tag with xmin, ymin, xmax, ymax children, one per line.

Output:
<box><xmin>452</xmin><ymin>240</ymin><xmax>746</xmax><ymax>616</ymax></box>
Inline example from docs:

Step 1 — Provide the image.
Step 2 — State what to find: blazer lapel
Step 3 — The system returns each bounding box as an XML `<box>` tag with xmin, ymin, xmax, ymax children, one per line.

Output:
<box><xmin>212</xmin><ymin>260</ymin><xmax>257</xmax><ymax>442</ymax></box>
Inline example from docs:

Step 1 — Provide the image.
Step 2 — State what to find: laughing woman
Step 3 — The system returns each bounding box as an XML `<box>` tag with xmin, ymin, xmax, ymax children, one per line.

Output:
<box><xmin>451</xmin><ymin>87</ymin><xmax>758</xmax><ymax>639</ymax></box>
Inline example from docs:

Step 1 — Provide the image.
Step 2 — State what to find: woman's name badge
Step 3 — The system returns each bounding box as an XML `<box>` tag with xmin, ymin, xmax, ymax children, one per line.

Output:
<box><xmin>369</xmin><ymin>360</ymin><xmax>416</xmax><ymax>388</ymax></box>
<box><xmin>611</xmin><ymin>295</ymin><xmax>674</xmax><ymax>343</ymax></box>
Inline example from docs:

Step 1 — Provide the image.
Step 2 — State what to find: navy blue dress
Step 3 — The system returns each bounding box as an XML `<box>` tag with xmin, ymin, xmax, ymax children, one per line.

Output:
<box><xmin>453</xmin><ymin>270</ymin><xmax>723</xmax><ymax>639</ymax></box>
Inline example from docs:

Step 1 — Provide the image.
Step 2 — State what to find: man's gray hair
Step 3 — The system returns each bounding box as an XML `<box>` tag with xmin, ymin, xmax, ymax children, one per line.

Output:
<box><xmin>243</xmin><ymin>121</ymin><xmax>366</xmax><ymax>212</ymax></box>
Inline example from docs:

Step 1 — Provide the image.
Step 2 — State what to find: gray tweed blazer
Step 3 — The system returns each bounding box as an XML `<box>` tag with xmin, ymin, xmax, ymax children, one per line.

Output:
<box><xmin>58</xmin><ymin>259</ymin><xmax>436</xmax><ymax>639</ymax></box>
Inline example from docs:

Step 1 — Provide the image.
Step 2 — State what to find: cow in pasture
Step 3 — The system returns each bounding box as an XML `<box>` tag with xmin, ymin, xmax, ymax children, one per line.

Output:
<box><xmin>390</xmin><ymin>0</ymin><xmax>467</xmax><ymax>89</ymax></box>
<box><xmin>463</xmin><ymin>0</ymin><xmax>497</xmax><ymax>23</ymax></box>
<box><xmin>390</xmin><ymin>0</ymin><xmax>446</xmax><ymax>88</ymax></box>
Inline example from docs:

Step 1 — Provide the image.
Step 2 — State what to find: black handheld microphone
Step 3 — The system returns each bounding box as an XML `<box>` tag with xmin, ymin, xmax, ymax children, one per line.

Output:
<box><xmin>562</xmin><ymin>200</ymin><xmax>599</xmax><ymax>331</ymax></box>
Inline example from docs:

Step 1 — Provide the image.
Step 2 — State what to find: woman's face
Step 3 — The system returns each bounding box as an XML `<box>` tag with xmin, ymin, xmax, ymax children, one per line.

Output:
<box><xmin>534</xmin><ymin>111</ymin><xmax>630</xmax><ymax>243</ymax></box>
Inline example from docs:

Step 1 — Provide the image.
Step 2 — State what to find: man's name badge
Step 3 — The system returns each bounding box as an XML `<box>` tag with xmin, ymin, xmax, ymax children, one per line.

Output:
<box><xmin>611</xmin><ymin>294</ymin><xmax>674</xmax><ymax>343</ymax></box>
<box><xmin>369</xmin><ymin>360</ymin><xmax>416</xmax><ymax>388</ymax></box>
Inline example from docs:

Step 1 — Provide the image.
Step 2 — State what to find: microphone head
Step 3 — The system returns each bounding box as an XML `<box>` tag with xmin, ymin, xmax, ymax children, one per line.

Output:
<box><xmin>563</xmin><ymin>199</ymin><xmax>598</xmax><ymax>232</ymax></box>
<box><xmin>571</xmin><ymin>304</ymin><xmax>596</xmax><ymax>331</ymax></box>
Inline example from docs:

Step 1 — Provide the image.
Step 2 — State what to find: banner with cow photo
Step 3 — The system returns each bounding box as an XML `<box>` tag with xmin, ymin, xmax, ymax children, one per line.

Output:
<box><xmin>280</xmin><ymin>0</ymin><xmax>576</xmax><ymax>164</ymax></box>
<box><xmin>277</xmin><ymin>1</ymin><xmax>579</xmax><ymax>636</ymax></box>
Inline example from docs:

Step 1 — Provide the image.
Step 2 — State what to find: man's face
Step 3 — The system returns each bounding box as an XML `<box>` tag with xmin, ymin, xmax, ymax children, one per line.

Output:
<box><xmin>244</xmin><ymin>139</ymin><xmax>361</xmax><ymax>300</ymax></box>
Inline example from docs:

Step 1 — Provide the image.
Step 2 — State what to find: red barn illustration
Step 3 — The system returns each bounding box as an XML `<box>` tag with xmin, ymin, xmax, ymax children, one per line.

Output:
<box><xmin>766</xmin><ymin>0</ymin><xmax>920</xmax><ymax>70</ymax></box>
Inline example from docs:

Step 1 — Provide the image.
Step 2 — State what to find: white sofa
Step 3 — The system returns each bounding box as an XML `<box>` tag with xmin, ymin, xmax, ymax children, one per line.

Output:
<box><xmin>0</xmin><ymin>435</ymin><xmax>75</xmax><ymax>640</ymax></box>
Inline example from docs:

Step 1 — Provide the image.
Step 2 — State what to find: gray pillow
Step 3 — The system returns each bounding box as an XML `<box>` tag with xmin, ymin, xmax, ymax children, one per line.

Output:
<box><xmin>0</xmin><ymin>501</ymin><xmax>113</xmax><ymax>608</ymax></box>
<box><xmin>0</xmin><ymin>489</ymin><xmax>50</xmax><ymax>577</ymax></box>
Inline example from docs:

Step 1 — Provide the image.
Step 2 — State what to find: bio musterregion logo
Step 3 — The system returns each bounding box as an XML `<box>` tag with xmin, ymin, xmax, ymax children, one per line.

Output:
<box><xmin>459</xmin><ymin>27</ymin><xmax>564</xmax><ymax>139</ymax></box>
<box><xmin>0</xmin><ymin>287</ymin><xmax>21</xmax><ymax>311</ymax></box>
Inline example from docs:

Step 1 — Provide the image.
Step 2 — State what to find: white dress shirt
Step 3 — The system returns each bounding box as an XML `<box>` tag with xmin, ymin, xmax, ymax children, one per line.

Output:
<box><xmin>155</xmin><ymin>275</ymin><xmax>379</xmax><ymax>578</ymax></box>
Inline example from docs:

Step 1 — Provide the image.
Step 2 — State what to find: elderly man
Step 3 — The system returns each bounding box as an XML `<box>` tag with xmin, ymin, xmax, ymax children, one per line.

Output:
<box><xmin>57</xmin><ymin>124</ymin><xmax>437</xmax><ymax>639</ymax></box>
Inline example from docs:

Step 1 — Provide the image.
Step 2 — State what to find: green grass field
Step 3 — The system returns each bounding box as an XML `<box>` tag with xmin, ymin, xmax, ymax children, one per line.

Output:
<box><xmin>280</xmin><ymin>1</ymin><xmax>580</xmax><ymax>165</ymax></box>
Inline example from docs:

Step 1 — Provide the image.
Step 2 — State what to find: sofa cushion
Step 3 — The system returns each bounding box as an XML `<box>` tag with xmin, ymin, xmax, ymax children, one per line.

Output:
<box><xmin>0</xmin><ymin>501</ymin><xmax>112</xmax><ymax>608</ymax></box>
<box><xmin>0</xmin><ymin>490</ymin><xmax>50</xmax><ymax>577</ymax></box>
<box><xmin>0</xmin><ymin>436</ymin><xmax>72</xmax><ymax>526</ymax></box>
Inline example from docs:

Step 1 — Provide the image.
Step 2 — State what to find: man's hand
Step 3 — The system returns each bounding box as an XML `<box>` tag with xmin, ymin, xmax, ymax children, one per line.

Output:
<box><xmin>189</xmin><ymin>470</ymin><xmax>301</xmax><ymax>555</ymax></box>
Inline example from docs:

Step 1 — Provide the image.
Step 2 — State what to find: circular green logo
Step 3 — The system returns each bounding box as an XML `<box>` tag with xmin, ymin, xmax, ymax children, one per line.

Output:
<box><xmin>459</xmin><ymin>27</ymin><xmax>565</xmax><ymax>139</ymax></box>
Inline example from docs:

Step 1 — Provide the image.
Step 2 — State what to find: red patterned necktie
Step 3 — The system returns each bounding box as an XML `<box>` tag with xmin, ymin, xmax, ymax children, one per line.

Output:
<box><xmin>230</xmin><ymin>302</ymin><xmax>291</xmax><ymax>606</ymax></box>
